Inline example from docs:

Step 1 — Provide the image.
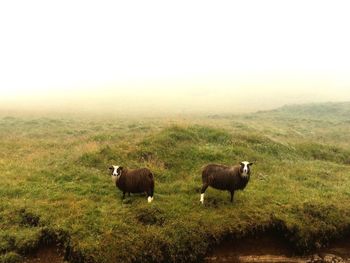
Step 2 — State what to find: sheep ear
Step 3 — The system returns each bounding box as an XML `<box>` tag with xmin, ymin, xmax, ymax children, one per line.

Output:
<box><xmin>108</xmin><ymin>166</ymin><xmax>114</xmax><ymax>170</ymax></box>
<box><xmin>249</xmin><ymin>162</ymin><xmax>253</xmax><ymax>166</ymax></box>
<box><xmin>119</xmin><ymin>166</ymin><xmax>123</xmax><ymax>171</ymax></box>
<box><xmin>240</xmin><ymin>162</ymin><xmax>244</xmax><ymax>166</ymax></box>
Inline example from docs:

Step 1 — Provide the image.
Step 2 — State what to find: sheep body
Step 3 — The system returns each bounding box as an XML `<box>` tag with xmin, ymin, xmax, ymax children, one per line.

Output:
<box><xmin>109</xmin><ymin>166</ymin><xmax>154</xmax><ymax>203</ymax></box>
<box><xmin>200</xmin><ymin>162</ymin><xmax>252</xmax><ymax>203</ymax></box>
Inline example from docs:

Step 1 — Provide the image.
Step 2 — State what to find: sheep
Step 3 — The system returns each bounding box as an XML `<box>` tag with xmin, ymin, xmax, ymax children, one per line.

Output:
<box><xmin>200</xmin><ymin>161</ymin><xmax>253</xmax><ymax>204</ymax></box>
<box><xmin>108</xmin><ymin>165</ymin><xmax>155</xmax><ymax>203</ymax></box>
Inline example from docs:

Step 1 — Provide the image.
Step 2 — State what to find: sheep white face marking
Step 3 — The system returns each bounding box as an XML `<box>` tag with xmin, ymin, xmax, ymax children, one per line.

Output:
<box><xmin>240</xmin><ymin>161</ymin><xmax>252</xmax><ymax>177</ymax></box>
<box><xmin>110</xmin><ymin>165</ymin><xmax>122</xmax><ymax>183</ymax></box>
<box><xmin>112</xmin><ymin>165</ymin><xmax>120</xmax><ymax>176</ymax></box>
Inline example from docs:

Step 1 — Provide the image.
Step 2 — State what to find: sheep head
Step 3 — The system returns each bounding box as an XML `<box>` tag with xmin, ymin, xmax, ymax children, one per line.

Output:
<box><xmin>109</xmin><ymin>165</ymin><xmax>123</xmax><ymax>177</ymax></box>
<box><xmin>239</xmin><ymin>161</ymin><xmax>253</xmax><ymax>177</ymax></box>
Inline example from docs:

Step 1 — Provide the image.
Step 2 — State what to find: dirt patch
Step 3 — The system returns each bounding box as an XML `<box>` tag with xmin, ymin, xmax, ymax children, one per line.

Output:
<box><xmin>18</xmin><ymin>232</ymin><xmax>350</xmax><ymax>263</ymax></box>
<box><xmin>135</xmin><ymin>206</ymin><xmax>165</xmax><ymax>226</ymax></box>
<box><xmin>19</xmin><ymin>208</ymin><xmax>40</xmax><ymax>227</ymax></box>
<box><xmin>205</xmin><ymin>234</ymin><xmax>300</xmax><ymax>263</ymax></box>
<box><xmin>205</xmin><ymin>234</ymin><xmax>350</xmax><ymax>263</ymax></box>
<box><xmin>23</xmin><ymin>245</ymin><xmax>64</xmax><ymax>263</ymax></box>
<box><xmin>321</xmin><ymin>236</ymin><xmax>350</xmax><ymax>261</ymax></box>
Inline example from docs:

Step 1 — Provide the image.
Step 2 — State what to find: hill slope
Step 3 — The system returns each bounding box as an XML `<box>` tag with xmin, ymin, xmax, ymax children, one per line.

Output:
<box><xmin>255</xmin><ymin>101</ymin><xmax>350</xmax><ymax>121</ymax></box>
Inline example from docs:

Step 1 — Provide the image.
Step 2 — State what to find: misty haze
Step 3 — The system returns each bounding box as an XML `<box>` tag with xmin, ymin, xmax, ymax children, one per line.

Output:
<box><xmin>2</xmin><ymin>83</ymin><xmax>350</xmax><ymax>116</ymax></box>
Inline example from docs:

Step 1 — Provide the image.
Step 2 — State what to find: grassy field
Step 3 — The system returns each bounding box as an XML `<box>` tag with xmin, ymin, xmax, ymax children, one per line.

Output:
<box><xmin>1</xmin><ymin>102</ymin><xmax>350</xmax><ymax>263</ymax></box>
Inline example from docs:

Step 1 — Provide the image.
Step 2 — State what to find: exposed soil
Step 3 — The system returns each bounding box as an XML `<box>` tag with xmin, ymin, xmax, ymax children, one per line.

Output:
<box><xmin>205</xmin><ymin>234</ymin><xmax>350</xmax><ymax>263</ymax></box>
<box><xmin>23</xmin><ymin>245</ymin><xmax>64</xmax><ymax>263</ymax></box>
<box><xmin>324</xmin><ymin>236</ymin><xmax>350</xmax><ymax>259</ymax></box>
<box><xmin>20</xmin><ymin>235</ymin><xmax>350</xmax><ymax>263</ymax></box>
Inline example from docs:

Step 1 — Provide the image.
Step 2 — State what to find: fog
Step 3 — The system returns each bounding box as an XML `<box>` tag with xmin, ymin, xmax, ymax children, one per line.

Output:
<box><xmin>1</xmin><ymin>1</ymin><xmax>350</xmax><ymax>116</ymax></box>
<box><xmin>1</xmin><ymin>76</ymin><xmax>350</xmax><ymax>116</ymax></box>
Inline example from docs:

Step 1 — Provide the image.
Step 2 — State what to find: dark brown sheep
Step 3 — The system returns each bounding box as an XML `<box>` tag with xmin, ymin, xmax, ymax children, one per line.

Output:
<box><xmin>200</xmin><ymin>161</ymin><xmax>253</xmax><ymax>204</ymax></box>
<box><xmin>109</xmin><ymin>165</ymin><xmax>154</xmax><ymax>203</ymax></box>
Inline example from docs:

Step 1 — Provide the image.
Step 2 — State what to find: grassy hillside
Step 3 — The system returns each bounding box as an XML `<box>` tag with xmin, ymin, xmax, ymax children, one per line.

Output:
<box><xmin>235</xmin><ymin>101</ymin><xmax>350</xmax><ymax>148</ymax></box>
<box><xmin>259</xmin><ymin>101</ymin><xmax>350</xmax><ymax>121</ymax></box>
<box><xmin>1</xmin><ymin>102</ymin><xmax>350</xmax><ymax>262</ymax></box>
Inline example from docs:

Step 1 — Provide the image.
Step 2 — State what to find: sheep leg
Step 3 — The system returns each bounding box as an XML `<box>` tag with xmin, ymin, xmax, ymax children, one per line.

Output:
<box><xmin>128</xmin><ymin>192</ymin><xmax>130</xmax><ymax>197</ymax></box>
<box><xmin>200</xmin><ymin>183</ymin><xmax>209</xmax><ymax>204</ymax></box>
<box><xmin>147</xmin><ymin>189</ymin><xmax>154</xmax><ymax>203</ymax></box>
<box><xmin>230</xmin><ymin>191</ymin><xmax>234</xmax><ymax>202</ymax></box>
<box><xmin>122</xmin><ymin>192</ymin><xmax>126</xmax><ymax>199</ymax></box>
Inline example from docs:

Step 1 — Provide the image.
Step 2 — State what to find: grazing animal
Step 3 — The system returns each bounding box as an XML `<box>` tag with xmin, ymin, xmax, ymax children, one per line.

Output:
<box><xmin>200</xmin><ymin>161</ymin><xmax>253</xmax><ymax>204</ymax></box>
<box><xmin>109</xmin><ymin>165</ymin><xmax>155</xmax><ymax>203</ymax></box>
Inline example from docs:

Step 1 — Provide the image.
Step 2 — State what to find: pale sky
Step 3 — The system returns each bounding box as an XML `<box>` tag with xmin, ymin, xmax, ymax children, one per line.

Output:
<box><xmin>1</xmin><ymin>1</ymin><xmax>350</xmax><ymax>114</ymax></box>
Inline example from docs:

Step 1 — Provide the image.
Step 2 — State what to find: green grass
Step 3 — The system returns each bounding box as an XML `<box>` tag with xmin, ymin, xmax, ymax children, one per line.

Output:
<box><xmin>1</xmin><ymin>102</ymin><xmax>350</xmax><ymax>262</ymax></box>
